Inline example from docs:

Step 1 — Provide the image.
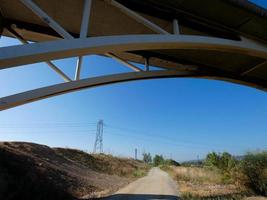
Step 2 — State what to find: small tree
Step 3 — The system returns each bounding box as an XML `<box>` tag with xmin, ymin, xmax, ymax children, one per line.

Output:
<box><xmin>219</xmin><ymin>152</ymin><xmax>235</xmax><ymax>171</ymax></box>
<box><xmin>239</xmin><ymin>151</ymin><xmax>267</xmax><ymax>195</ymax></box>
<box><xmin>142</xmin><ymin>152</ymin><xmax>152</xmax><ymax>164</ymax></box>
<box><xmin>205</xmin><ymin>152</ymin><xmax>220</xmax><ymax>168</ymax></box>
<box><xmin>153</xmin><ymin>154</ymin><xmax>164</xmax><ymax>166</ymax></box>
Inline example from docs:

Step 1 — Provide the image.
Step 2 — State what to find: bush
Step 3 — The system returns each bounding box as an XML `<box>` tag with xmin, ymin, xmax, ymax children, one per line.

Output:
<box><xmin>238</xmin><ymin>151</ymin><xmax>267</xmax><ymax>195</ymax></box>
<box><xmin>153</xmin><ymin>155</ymin><xmax>164</xmax><ymax>166</ymax></box>
<box><xmin>205</xmin><ymin>152</ymin><xmax>237</xmax><ymax>183</ymax></box>
<box><xmin>142</xmin><ymin>153</ymin><xmax>152</xmax><ymax>164</ymax></box>
<box><xmin>205</xmin><ymin>152</ymin><xmax>220</xmax><ymax>168</ymax></box>
<box><xmin>133</xmin><ymin>168</ymin><xmax>146</xmax><ymax>177</ymax></box>
<box><xmin>205</xmin><ymin>152</ymin><xmax>236</xmax><ymax>170</ymax></box>
<box><xmin>205</xmin><ymin>151</ymin><xmax>267</xmax><ymax>195</ymax></box>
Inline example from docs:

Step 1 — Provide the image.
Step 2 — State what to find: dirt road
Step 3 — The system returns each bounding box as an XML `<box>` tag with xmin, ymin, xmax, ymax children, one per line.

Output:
<box><xmin>103</xmin><ymin>167</ymin><xmax>179</xmax><ymax>200</ymax></box>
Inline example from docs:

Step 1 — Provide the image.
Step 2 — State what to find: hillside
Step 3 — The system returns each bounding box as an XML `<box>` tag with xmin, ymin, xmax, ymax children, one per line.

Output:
<box><xmin>0</xmin><ymin>142</ymin><xmax>148</xmax><ymax>200</ymax></box>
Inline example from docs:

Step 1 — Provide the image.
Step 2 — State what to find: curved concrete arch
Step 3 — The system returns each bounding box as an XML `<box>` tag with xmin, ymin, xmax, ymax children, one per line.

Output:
<box><xmin>1</xmin><ymin>0</ymin><xmax>267</xmax><ymax>112</ymax></box>
<box><xmin>1</xmin><ymin>34</ymin><xmax>267</xmax><ymax>69</ymax></box>
<box><xmin>0</xmin><ymin>70</ymin><xmax>265</xmax><ymax>111</ymax></box>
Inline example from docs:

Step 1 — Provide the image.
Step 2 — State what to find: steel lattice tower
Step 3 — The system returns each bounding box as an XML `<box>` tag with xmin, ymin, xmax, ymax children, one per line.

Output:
<box><xmin>93</xmin><ymin>120</ymin><xmax>104</xmax><ymax>153</ymax></box>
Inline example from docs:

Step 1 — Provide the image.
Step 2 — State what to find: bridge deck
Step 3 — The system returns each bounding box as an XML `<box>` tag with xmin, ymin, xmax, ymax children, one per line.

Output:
<box><xmin>0</xmin><ymin>0</ymin><xmax>267</xmax><ymax>110</ymax></box>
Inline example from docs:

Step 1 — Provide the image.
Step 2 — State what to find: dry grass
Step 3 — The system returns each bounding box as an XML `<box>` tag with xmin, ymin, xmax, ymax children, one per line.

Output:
<box><xmin>173</xmin><ymin>166</ymin><xmax>222</xmax><ymax>184</ymax></box>
<box><xmin>55</xmin><ymin>148</ymin><xmax>149</xmax><ymax>178</ymax></box>
<box><xmin>0</xmin><ymin>142</ymin><xmax>149</xmax><ymax>200</ymax></box>
<box><xmin>166</xmin><ymin>166</ymin><xmax>244</xmax><ymax>199</ymax></box>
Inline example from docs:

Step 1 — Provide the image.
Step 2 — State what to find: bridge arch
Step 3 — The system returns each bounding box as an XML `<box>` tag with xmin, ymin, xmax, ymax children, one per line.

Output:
<box><xmin>0</xmin><ymin>70</ymin><xmax>265</xmax><ymax>111</ymax></box>
<box><xmin>1</xmin><ymin>0</ymin><xmax>267</xmax><ymax>111</ymax></box>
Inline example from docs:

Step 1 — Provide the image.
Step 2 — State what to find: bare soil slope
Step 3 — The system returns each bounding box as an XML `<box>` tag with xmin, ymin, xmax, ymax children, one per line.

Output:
<box><xmin>0</xmin><ymin>142</ymin><xmax>147</xmax><ymax>200</ymax></box>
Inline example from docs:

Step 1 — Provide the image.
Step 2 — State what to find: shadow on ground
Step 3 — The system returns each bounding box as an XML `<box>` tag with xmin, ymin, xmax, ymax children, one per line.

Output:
<box><xmin>96</xmin><ymin>194</ymin><xmax>180</xmax><ymax>200</ymax></box>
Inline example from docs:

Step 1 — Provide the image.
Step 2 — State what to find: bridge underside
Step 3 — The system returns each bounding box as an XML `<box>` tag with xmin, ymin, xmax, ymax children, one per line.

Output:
<box><xmin>0</xmin><ymin>0</ymin><xmax>267</xmax><ymax>111</ymax></box>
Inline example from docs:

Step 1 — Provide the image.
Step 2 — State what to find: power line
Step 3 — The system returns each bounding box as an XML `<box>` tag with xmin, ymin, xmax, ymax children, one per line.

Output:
<box><xmin>0</xmin><ymin>130</ymin><xmax>96</xmax><ymax>134</ymax></box>
<box><xmin>0</xmin><ymin>122</ymin><xmax>96</xmax><ymax>128</ymax></box>
<box><xmin>104</xmin><ymin>123</ymin><xmax>250</xmax><ymax>149</ymax></box>
<box><xmin>0</xmin><ymin>121</ymin><xmax>253</xmax><ymax>150</ymax></box>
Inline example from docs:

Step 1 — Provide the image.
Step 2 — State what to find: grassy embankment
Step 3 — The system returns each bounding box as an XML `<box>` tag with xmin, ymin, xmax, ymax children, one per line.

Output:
<box><xmin>0</xmin><ymin>142</ymin><xmax>150</xmax><ymax>200</ymax></box>
<box><xmin>161</xmin><ymin>151</ymin><xmax>267</xmax><ymax>200</ymax></box>
<box><xmin>56</xmin><ymin>148</ymin><xmax>150</xmax><ymax>178</ymax></box>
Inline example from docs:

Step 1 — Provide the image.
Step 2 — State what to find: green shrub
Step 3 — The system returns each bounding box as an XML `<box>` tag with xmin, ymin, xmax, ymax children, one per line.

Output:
<box><xmin>153</xmin><ymin>155</ymin><xmax>165</xmax><ymax>166</ymax></box>
<box><xmin>205</xmin><ymin>151</ymin><xmax>267</xmax><ymax>195</ymax></box>
<box><xmin>238</xmin><ymin>151</ymin><xmax>267</xmax><ymax>195</ymax></box>
<box><xmin>133</xmin><ymin>168</ymin><xmax>146</xmax><ymax>178</ymax></box>
<box><xmin>204</xmin><ymin>152</ymin><xmax>237</xmax><ymax>183</ymax></box>
<box><xmin>181</xmin><ymin>192</ymin><xmax>195</xmax><ymax>199</ymax></box>
<box><xmin>142</xmin><ymin>153</ymin><xmax>152</xmax><ymax>164</ymax></box>
<box><xmin>205</xmin><ymin>152</ymin><xmax>220</xmax><ymax>168</ymax></box>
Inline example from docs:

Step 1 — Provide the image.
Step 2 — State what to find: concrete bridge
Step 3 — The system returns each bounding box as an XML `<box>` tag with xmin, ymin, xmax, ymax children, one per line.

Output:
<box><xmin>1</xmin><ymin>0</ymin><xmax>267</xmax><ymax>110</ymax></box>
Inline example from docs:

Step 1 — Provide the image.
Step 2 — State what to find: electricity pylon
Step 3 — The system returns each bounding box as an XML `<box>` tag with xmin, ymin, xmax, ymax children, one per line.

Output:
<box><xmin>93</xmin><ymin>120</ymin><xmax>104</xmax><ymax>153</ymax></box>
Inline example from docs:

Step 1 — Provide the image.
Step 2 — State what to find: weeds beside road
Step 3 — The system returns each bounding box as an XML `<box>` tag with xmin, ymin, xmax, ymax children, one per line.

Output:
<box><xmin>163</xmin><ymin>165</ymin><xmax>244</xmax><ymax>199</ymax></box>
<box><xmin>160</xmin><ymin>151</ymin><xmax>267</xmax><ymax>200</ymax></box>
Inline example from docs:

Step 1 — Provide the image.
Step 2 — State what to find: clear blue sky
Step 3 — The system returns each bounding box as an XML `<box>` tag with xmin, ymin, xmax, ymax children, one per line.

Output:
<box><xmin>0</xmin><ymin>0</ymin><xmax>266</xmax><ymax>162</ymax></box>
